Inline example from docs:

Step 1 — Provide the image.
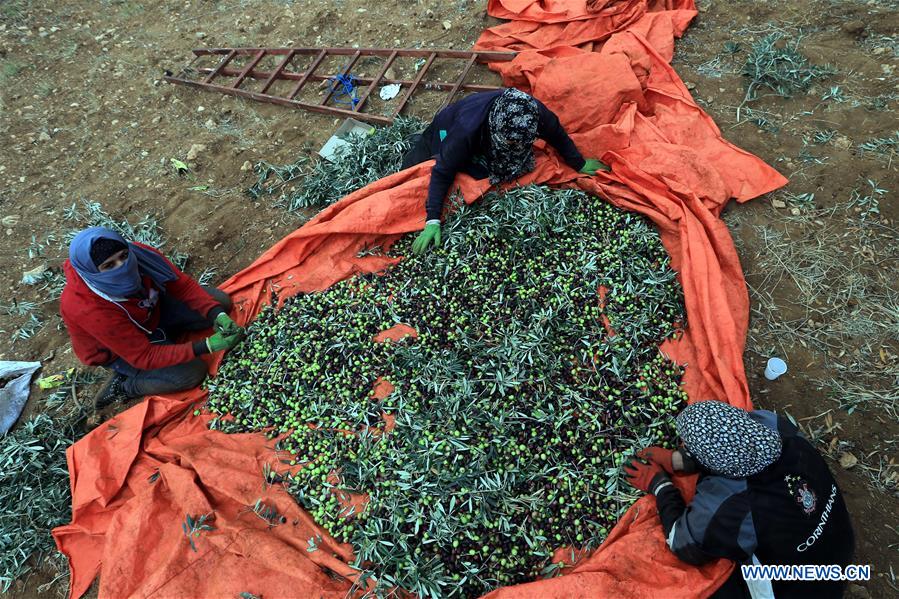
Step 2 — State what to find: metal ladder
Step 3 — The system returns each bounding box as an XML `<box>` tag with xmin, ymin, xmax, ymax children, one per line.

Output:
<box><xmin>164</xmin><ymin>47</ymin><xmax>517</xmax><ymax>125</ymax></box>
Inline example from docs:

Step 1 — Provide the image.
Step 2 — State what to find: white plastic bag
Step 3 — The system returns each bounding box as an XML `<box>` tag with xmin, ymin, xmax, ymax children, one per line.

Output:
<box><xmin>0</xmin><ymin>361</ymin><xmax>41</xmax><ymax>434</ymax></box>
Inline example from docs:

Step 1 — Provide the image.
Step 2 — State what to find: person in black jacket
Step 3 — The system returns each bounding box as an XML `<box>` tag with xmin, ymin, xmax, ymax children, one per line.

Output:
<box><xmin>401</xmin><ymin>87</ymin><xmax>606</xmax><ymax>254</ymax></box>
<box><xmin>625</xmin><ymin>400</ymin><xmax>855</xmax><ymax>599</ymax></box>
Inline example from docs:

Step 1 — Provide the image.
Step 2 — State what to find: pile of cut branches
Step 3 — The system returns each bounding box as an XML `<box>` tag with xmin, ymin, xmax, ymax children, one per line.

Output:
<box><xmin>248</xmin><ymin>116</ymin><xmax>424</xmax><ymax>212</ymax></box>
<box><xmin>1</xmin><ymin>413</ymin><xmax>79</xmax><ymax>592</ymax></box>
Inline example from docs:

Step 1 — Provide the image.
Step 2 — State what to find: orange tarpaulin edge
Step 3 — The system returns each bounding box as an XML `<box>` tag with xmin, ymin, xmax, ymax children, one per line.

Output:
<box><xmin>52</xmin><ymin>1</ymin><xmax>787</xmax><ymax>597</ymax></box>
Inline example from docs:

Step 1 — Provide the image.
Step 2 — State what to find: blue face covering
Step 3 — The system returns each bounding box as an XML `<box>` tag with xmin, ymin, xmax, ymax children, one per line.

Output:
<box><xmin>69</xmin><ymin>227</ymin><xmax>177</xmax><ymax>298</ymax></box>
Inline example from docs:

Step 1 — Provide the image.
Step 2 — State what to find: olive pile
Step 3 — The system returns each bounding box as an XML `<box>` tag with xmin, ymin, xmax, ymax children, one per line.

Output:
<box><xmin>207</xmin><ymin>185</ymin><xmax>687</xmax><ymax>597</ymax></box>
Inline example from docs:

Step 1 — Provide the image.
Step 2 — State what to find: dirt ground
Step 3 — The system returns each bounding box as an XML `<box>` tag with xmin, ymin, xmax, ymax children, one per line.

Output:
<box><xmin>1</xmin><ymin>0</ymin><xmax>896</xmax><ymax>597</ymax></box>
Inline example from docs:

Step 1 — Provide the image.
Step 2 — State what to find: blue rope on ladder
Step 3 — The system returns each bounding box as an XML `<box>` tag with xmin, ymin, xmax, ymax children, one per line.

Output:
<box><xmin>328</xmin><ymin>73</ymin><xmax>360</xmax><ymax>108</ymax></box>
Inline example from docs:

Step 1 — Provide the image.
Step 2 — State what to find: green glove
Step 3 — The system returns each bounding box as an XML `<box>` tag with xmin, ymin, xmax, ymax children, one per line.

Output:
<box><xmin>580</xmin><ymin>158</ymin><xmax>610</xmax><ymax>175</ymax></box>
<box><xmin>412</xmin><ymin>223</ymin><xmax>441</xmax><ymax>255</ymax></box>
<box><xmin>214</xmin><ymin>312</ymin><xmax>241</xmax><ymax>336</ymax></box>
<box><xmin>205</xmin><ymin>330</ymin><xmax>244</xmax><ymax>353</ymax></box>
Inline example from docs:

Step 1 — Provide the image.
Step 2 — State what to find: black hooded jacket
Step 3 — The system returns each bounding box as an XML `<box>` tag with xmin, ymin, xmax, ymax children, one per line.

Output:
<box><xmin>656</xmin><ymin>410</ymin><xmax>855</xmax><ymax>598</ymax></box>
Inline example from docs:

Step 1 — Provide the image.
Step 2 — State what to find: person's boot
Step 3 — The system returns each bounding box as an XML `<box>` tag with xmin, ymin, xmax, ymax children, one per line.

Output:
<box><xmin>93</xmin><ymin>373</ymin><xmax>129</xmax><ymax>410</ymax></box>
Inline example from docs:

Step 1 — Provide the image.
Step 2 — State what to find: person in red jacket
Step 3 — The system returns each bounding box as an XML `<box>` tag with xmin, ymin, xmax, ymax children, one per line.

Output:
<box><xmin>60</xmin><ymin>227</ymin><xmax>244</xmax><ymax>408</ymax></box>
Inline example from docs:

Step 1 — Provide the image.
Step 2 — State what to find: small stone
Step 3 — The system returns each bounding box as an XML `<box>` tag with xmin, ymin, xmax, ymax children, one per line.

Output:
<box><xmin>186</xmin><ymin>143</ymin><xmax>207</xmax><ymax>160</ymax></box>
<box><xmin>152</xmin><ymin>115</ymin><xmax>162</xmax><ymax>125</ymax></box>
<box><xmin>834</xmin><ymin>136</ymin><xmax>852</xmax><ymax>150</ymax></box>
<box><xmin>205</xmin><ymin>118</ymin><xmax>216</xmax><ymax>129</ymax></box>
<box><xmin>196</xmin><ymin>31</ymin><xmax>207</xmax><ymax>39</ymax></box>
<box><xmin>442</xmin><ymin>20</ymin><xmax>452</xmax><ymax>30</ymax></box>
<box><xmin>38</xmin><ymin>131</ymin><xmax>51</xmax><ymax>142</ymax></box>
<box><xmin>873</xmin><ymin>47</ymin><xmax>886</xmax><ymax>55</ymax></box>
<box><xmin>838</xmin><ymin>452</ymin><xmax>858</xmax><ymax>469</ymax></box>
<box><xmin>197</xmin><ymin>105</ymin><xmax>205</xmax><ymax>112</ymax></box>
<box><xmin>240</xmin><ymin>160</ymin><xmax>253</xmax><ymax>172</ymax></box>
<box><xmin>841</xmin><ymin>20</ymin><xmax>866</xmax><ymax>36</ymax></box>
<box><xmin>790</xmin><ymin>207</ymin><xmax>801</xmax><ymax>216</ymax></box>
<box><xmin>771</xmin><ymin>199</ymin><xmax>786</xmax><ymax>209</ymax></box>
<box><xmin>684</xmin><ymin>81</ymin><xmax>696</xmax><ymax>90</ymax></box>
<box><xmin>384</xmin><ymin>67</ymin><xmax>396</xmax><ymax>81</ymax></box>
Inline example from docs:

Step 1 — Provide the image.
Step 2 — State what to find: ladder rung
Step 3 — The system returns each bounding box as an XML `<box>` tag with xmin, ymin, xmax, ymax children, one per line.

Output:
<box><xmin>231</xmin><ymin>49</ymin><xmax>266</xmax><ymax>89</ymax></box>
<box><xmin>441</xmin><ymin>54</ymin><xmax>477</xmax><ymax>110</ymax></box>
<box><xmin>288</xmin><ymin>49</ymin><xmax>328</xmax><ymax>99</ymax></box>
<box><xmin>259</xmin><ymin>50</ymin><xmax>295</xmax><ymax>94</ymax></box>
<box><xmin>393</xmin><ymin>52</ymin><xmax>436</xmax><ymax>117</ymax></box>
<box><xmin>321</xmin><ymin>50</ymin><xmax>362</xmax><ymax>106</ymax></box>
<box><xmin>203</xmin><ymin>49</ymin><xmax>236</xmax><ymax>84</ymax></box>
<box><xmin>353</xmin><ymin>50</ymin><xmax>398</xmax><ymax>113</ymax></box>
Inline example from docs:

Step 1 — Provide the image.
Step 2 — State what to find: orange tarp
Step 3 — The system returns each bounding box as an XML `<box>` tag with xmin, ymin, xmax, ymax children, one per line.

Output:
<box><xmin>52</xmin><ymin>1</ymin><xmax>787</xmax><ymax>597</ymax></box>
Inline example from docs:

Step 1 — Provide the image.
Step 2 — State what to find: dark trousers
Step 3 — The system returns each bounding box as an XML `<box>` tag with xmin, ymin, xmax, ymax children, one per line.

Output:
<box><xmin>108</xmin><ymin>286</ymin><xmax>232</xmax><ymax>398</ymax></box>
<box><xmin>400</xmin><ymin>124</ymin><xmax>435</xmax><ymax>171</ymax></box>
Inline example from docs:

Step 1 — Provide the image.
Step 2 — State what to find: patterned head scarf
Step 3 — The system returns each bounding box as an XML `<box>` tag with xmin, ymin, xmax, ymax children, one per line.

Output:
<box><xmin>676</xmin><ymin>401</ymin><xmax>782</xmax><ymax>478</ymax></box>
<box><xmin>486</xmin><ymin>88</ymin><xmax>539</xmax><ymax>185</ymax></box>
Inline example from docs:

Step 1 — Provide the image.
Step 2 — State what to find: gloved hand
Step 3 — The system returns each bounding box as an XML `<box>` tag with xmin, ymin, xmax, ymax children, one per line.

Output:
<box><xmin>624</xmin><ymin>457</ymin><xmax>670</xmax><ymax>495</ymax></box>
<box><xmin>674</xmin><ymin>448</ymin><xmax>701</xmax><ymax>474</ymax></box>
<box><xmin>412</xmin><ymin>223</ymin><xmax>441</xmax><ymax>255</ymax></box>
<box><xmin>214</xmin><ymin>312</ymin><xmax>242</xmax><ymax>337</ymax></box>
<box><xmin>579</xmin><ymin>158</ymin><xmax>610</xmax><ymax>175</ymax></box>
<box><xmin>637</xmin><ymin>446</ymin><xmax>675</xmax><ymax>474</ymax></box>
<box><xmin>205</xmin><ymin>330</ymin><xmax>244</xmax><ymax>353</ymax></box>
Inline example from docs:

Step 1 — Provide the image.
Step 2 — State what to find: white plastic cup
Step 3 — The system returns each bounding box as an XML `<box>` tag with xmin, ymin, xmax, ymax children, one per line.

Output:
<box><xmin>764</xmin><ymin>357</ymin><xmax>788</xmax><ymax>381</ymax></box>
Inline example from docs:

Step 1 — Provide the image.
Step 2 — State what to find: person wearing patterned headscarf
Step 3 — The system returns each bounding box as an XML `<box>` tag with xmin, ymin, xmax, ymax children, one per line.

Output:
<box><xmin>626</xmin><ymin>401</ymin><xmax>854</xmax><ymax>599</ymax></box>
<box><xmin>400</xmin><ymin>88</ymin><xmax>607</xmax><ymax>254</ymax></box>
<box><xmin>61</xmin><ymin>227</ymin><xmax>245</xmax><ymax>410</ymax></box>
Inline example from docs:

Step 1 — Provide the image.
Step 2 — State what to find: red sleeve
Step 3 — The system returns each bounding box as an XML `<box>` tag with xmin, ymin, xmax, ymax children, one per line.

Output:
<box><xmin>62</xmin><ymin>306</ymin><xmax>114</xmax><ymax>366</ymax></box>
<box><xmin>76</xmin><ymin>302</ymin><xmax>199</xmax><ymax>370</ymax></box>
<box><xmin>133</xmin><ymin>243</ymin><xmax>219</xmax><ymax>317</ymax></box>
